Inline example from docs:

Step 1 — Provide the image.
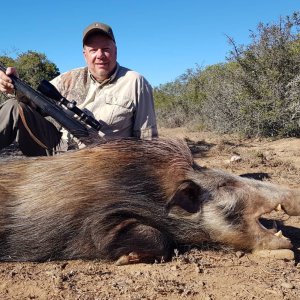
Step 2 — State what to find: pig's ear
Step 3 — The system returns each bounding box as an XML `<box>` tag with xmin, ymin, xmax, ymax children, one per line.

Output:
<box><xmin>166</xmin><ymin>180</ymin><xmax>202</xmax><ymax>214</ymax></box>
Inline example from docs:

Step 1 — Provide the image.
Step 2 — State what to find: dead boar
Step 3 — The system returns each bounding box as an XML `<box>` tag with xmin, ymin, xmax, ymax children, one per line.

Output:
<box><xmin>0</xmin><ymin>138</ymin><xmax>299</xmax><ymax>264</ymax></box>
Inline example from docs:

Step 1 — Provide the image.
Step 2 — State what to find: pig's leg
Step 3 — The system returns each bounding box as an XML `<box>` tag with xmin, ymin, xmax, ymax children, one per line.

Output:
<box><xmin>103</xmin><ymin>219</ymin><xmax>172</xmax><ymax>265</ymax></box>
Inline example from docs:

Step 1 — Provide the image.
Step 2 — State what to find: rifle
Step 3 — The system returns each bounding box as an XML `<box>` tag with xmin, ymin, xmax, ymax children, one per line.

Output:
<box><xmin>0</xmin><ymin>63</ymin><xmax>103</xmax><ymax>138</ymax></box>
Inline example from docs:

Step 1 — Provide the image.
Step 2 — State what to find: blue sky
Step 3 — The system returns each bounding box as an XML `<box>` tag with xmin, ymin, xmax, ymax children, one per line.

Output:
<box><xmin>1</xmin><ymin>0</ymin><xmax>299</xmax><ymax>87</ymax></box>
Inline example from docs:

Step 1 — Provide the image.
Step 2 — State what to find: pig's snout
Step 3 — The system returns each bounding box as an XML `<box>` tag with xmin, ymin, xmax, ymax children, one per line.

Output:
<box><xmin>281</xmin><ymin>189</ymin><xmax>300</xmax><ymax>216</ymax></box>
<box><xmin>243</xmin><ymin>185</ymin><xmax>300</xmax><ymax>251</ymax></box>
<box><xmin>195</xmin><ymin>172</ymin><xmax>300</xmax><ymax>253</ymax></box>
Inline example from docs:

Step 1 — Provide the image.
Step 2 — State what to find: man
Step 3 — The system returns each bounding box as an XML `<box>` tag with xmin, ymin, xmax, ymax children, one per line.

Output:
<box><xmin>0</xmin><ymin>22</ymin><xmax>158</xmax><ymax>156</ymax></box>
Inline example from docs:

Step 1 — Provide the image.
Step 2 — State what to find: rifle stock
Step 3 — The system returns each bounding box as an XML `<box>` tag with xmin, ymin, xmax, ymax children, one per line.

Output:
<box><xmin>0</xmin><ymin>63</ymin><xmax>89</xmax><ymax>138</ymax></box>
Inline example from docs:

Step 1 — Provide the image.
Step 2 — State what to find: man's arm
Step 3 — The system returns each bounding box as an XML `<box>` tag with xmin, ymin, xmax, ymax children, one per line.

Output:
<box><xmin>133</xmin><ymin>76</ymin><xmax>158</xmax><ymax>139</ymax></box>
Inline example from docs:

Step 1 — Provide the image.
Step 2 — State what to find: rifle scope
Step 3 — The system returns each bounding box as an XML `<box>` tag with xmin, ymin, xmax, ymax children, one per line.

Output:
<box><xmin>38</xmin><ymin>80</ymin><xmax>103</xmax><ymax>131</ymax></box>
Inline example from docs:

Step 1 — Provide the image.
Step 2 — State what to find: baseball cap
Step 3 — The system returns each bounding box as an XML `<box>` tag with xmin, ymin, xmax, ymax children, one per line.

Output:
<box><xmin>83</xmin><ymin>22</ymin><xmax>115</xmax><ymax>44</ymax></box>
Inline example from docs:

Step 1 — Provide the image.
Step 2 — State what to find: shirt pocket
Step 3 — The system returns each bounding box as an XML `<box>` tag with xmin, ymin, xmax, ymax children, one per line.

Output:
<box><xmin>104</xmin><ymin>95</ymin><xmax>134</xmax><ymax>125</ymax></box>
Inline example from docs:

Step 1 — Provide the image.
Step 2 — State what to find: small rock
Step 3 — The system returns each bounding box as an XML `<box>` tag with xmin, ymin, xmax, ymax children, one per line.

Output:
<box><xmin>135</xmin><ymin>271</ymin><xmax>143</xmax><ymax>276</ymax></box>
<box><xmin>195</xmin><ymin>265</ymin><xmax>204</xmax><ymax>273</ymax></box>
<box><xmin>199</xmin><ymin>281</ymin><xmax>205</xmax><ymax>287</ymax></box>
<box><xmin>281</xmin><ymin>282</ymin><xmax>294</xmax><ymax>289</ymax></box>
<box><xmin>61</xmin><ymin>262</ymin><xmax>68</xmax><ymax>270</ymax></box>
<box><xmin>171</xmin><ymin>265</ymin><xmax>179</xmax><ymax>271</ymax></box>
<box><xmin>235</xmin><ymin>251</ymin><xmax>244</xmax><ymax>258</ymax></box>
<box><xmin>182</xmin><ymin>288</ymin><xmax>192</xmax><ymax>296</ymax></box>
<box><xmin>10</xmin><ymin>271</ymin><xmax>17</xmax><ymax>277</ymax></box>
<box><xmin>230</xmin><ymin>155</ymin><xmax>242</xmax><ymax>163</ymax></box>
<box><xmin>252</xmin><ymin>249</ymin><xmax>294</xmax><ymax>260</ymax></box>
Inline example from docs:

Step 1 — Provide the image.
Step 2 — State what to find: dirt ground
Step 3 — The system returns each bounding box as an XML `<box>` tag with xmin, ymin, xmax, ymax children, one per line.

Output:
<box><xmin>0</xmin><ymin>127</ymin><xmax>299</xmax><ymax>300</ymax></box>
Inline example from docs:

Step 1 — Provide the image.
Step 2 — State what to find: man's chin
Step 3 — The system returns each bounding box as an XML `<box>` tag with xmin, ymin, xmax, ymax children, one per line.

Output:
<box><xmin>95</xmin><ymin>68</ymin><xmax>108</xmax><ymax>74</ymax></box>
<box><xmin>94</xmin><ymin>70</ymin><xmax>109</xmax><ymax>79</ymax></box>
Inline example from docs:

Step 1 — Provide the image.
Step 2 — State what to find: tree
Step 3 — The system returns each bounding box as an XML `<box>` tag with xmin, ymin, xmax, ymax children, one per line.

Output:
<box><xmin>0</xmin><ymin>56</ymin><xmax>16</xmax><ymax>104</ymax></box>
<box><xmin>154</xmin><ymin>66</ymin><xmax>204</xmax><ymax>128</ymax></box>
<box><xmin>154</xmin><ymin>11</ymin><xmax>300</xmax><ymax>137</ymax></box>
<box><xmin>226</xmin><ymin>12</ymin><xmax>300</xmax><ymax>136</ymax></box>
<box><xmin>16</xmin><ymin>51</ymin><xmax>60</xmax><ymax>88</ymax></box>
<box><xmin>0</xmin><ymin>51</ymin><xmax>60</xmax><ymax>104</ymax></box>
<box><xmin>199</xmin><ymin>62</ymin><xmax>244</xmax><ymax>134</ymax></box>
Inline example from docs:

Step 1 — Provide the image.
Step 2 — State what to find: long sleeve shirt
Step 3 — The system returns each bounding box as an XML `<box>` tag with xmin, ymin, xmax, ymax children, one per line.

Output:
<box><xmin>50</xmin><ymin>63</ymin><xmax>158</xmax><ymax>147</ymax></box>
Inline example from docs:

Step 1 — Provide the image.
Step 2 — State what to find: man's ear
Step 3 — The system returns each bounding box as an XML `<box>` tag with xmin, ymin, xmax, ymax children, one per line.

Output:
<box><xmin>83</xmin><ymin>50</ymin><xmax>87</xmax><ymax>63</ymax></box>
<box><xmin>166</xmin><ymin>180</ymin><xmax>203</xmax><ymax>214</ymax></box>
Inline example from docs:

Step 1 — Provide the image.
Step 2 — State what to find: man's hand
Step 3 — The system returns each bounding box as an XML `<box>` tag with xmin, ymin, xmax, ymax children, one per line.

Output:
<box><xmin>0</xmin><ymin>67</ymin><xmax>37</xmax><ymax>108</ymax></box>
<box><xmin>0</xmin><ymin>67</ymin><xmax>18</xmax><ymax>94</ymax></box>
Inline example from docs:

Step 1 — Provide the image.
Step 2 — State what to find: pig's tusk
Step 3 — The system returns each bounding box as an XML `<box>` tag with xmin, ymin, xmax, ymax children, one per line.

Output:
<box><xmin>274</xmin><ymin>230</ymin><xmax>288</xmax><ymax>240</ymax></box>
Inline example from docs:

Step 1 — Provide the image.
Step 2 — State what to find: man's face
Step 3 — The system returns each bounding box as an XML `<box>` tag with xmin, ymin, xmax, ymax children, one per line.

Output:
<box><xmin>83</xmin><ymin>34</ymin><xmax>117</xmax><ymax>82</ymax></box>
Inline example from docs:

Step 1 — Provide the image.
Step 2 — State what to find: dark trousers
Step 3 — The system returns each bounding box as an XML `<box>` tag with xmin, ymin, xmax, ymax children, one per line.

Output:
<box><xmin>0</xmin><ymin>99</ymin><xmax>61</xmax><ymax>156</ymax></box>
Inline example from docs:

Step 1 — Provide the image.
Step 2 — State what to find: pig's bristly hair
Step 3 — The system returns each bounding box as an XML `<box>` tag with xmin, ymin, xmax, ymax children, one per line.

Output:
<box><xmin>0</xmin><ymin>138</ymin><xmax>198</xmax><ymax>261</ymax></box>
<box><xmin>1</xmin><ymin>138</ymin><xmax>298</xmax><ymax>262</ymax></box>
<box><xmin>90</xmin><ymin>137</ymin><xmax>194</xmax><ymax>167</ymax></box>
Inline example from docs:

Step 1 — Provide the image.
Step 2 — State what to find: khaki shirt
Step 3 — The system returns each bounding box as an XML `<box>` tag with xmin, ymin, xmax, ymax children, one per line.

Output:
<box><xmin>50</xmin><ymin>64</ymin><xmax>158</xmax><ymax>147</ymax></box>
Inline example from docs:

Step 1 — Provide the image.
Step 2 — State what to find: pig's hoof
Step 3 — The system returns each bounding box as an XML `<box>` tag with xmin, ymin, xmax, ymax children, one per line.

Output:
<box><xmin>252</xmin><ymin>249</ymin><xmax>295</xmax><ymax>260</ymax></box>
<box><xmin>115</xmin><ymin>252</ymin><xmax>141</xmax><ymax>265</ymax></box>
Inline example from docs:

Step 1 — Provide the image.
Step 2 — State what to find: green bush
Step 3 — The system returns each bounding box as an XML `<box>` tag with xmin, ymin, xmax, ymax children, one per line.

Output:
<box><xmin>0</xmin><ymin>51</ymin><xmax>59</xmax><ymax>105</ymax></box>
<box><xmin>154</xmin><ymin>11</ymin><xmax>300</xmax><ymax>137</ymax></box>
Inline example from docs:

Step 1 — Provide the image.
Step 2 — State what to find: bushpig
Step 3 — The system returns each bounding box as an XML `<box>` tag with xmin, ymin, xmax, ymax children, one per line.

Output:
<box><xmin>0</xmin><ymin>138</ymin><xmax>299</xmax><ymax>264</ymax></box>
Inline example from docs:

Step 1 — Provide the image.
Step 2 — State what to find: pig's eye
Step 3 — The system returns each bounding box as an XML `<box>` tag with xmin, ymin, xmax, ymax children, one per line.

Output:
<box><xmin>218</xmin><ymin>180</ymin><xmax>236</xmax><ymax>189</ymax></box>
<box><xmin>218</xmin><ymin>182</ymin><xmax>228</xmax><ymax>188</ymax></box>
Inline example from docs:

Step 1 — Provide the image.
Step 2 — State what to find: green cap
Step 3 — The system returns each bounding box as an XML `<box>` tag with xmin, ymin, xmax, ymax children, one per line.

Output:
<box><xmin>83</xmin><ymin>22</ymin><xmax>115</xmax><ymax>44</ymax></box>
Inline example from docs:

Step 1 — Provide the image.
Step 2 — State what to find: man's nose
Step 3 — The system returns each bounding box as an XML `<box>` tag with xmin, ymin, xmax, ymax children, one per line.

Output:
<box><xmin>95</xmin><ymin>49</ymin><xmax>105</xmax><ymax>58</ymax></box>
